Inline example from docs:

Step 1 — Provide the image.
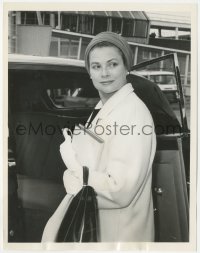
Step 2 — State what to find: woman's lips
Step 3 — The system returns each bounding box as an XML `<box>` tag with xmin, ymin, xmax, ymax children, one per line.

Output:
<box><xmin>100</xmin><ymin>80</ymin><xmax>114</xmax><ymax>85</ymax></box>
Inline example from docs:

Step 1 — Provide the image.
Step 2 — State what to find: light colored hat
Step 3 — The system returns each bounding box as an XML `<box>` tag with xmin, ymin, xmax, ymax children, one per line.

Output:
<box><xmin>84</xmin><ymin>31</ymin><xmax>134</xmax><ymax>73</ymax></box>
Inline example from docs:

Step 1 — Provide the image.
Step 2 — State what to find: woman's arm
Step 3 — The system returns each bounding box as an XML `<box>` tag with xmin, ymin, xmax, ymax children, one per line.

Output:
<box><xmin>88</xmin><ymin>123</ymin><xmax>156</xmax><ymax>209</ymax></box>
<box><xmin>60</xmin><ymin>114</ymin><xmax>156</xmax><ymax>209</ymax></box>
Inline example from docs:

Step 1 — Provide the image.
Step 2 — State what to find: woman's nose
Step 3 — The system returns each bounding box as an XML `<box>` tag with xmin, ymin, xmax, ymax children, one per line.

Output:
<box><xmin>101</xmin><ymin>66</ymin><xmax>109</xmax><ymax>77</ymax></box>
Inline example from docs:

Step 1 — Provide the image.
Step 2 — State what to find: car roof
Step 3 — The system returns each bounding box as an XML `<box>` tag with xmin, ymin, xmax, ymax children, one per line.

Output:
<box><xmin>8</xmin><ymin>54</ymin><xmax>86</xmax><ymax>72</ymax></box>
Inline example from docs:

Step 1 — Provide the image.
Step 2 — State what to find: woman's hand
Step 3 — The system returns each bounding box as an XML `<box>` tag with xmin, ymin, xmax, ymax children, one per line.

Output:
<box><xmin>63</xmin><ymin>170</ymin><xmax>82</xmax><ymax>195</ymax></box>
<box><xmin>60</xmin><ymin>128</ymin><xmax>83</xmax><ymax>187</ymax></box>
<box><xmin>60</xmin><ymin>128</ymin><xmax>82</xmax><ymax>172</ymax></box>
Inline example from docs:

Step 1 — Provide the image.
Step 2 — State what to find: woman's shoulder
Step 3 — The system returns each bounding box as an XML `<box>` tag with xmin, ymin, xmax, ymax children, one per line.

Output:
<box><xmin>110</xmin><ymin>91</ymin><xmax>153</xmax><ymax>124</ymax></box>
<box><xmin>123</xmin><ymin>91</ymin><xmax>151</xmax><ymax>114</ymax></box>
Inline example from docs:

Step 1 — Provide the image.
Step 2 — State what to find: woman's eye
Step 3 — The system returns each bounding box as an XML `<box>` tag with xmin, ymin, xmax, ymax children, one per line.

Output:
<box><xmin>109</xmin><ymin>62</ymin><xmax>118</xmax><ymax>68</ymax></box>
<box><xmin>91</xmin><ymin>65</ymin><xmax>101</xmax><ymax>70</ymax></box>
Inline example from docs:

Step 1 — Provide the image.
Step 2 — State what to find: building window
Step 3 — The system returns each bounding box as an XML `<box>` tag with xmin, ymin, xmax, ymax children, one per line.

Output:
<box><xmin>78</xmin><ymin>15</ymin><xmax>93</xmax><ymax>34</ymax></box>
<box><xmin>142</xmin><ymin>49</ymin><xmax>149</xmax><ymax>60</ymax></box>
<box><xmin>80</xmin><ymin>37</ymin><xmax>93</xmax><ymax>60</ymax></box>
<box><xmin>54</xmin><ymin>13</ymin><xmax>58</xmax><ymax>28</ymax></box>
<box><xmin>142</xmin><ymin>49</ymin><xmax>160</xmax><ymax>60</ymax></box>
<box><xmin>134</xmin><ymin>20</ymin><xmax>147</xmax><ymax>38</ymax></box>
<box><xmin>60</xmin><ymin>38</ymin><xmax>79</xmax><ymax>59</ymax></box>
<box><xmin>93</xmin><ymin>16</ymin><xmax>108</xmax><ymax>35</ymax></box>
<box><xmin>178</xmin><ymin>30</ymin><xmax>191</xmax><ymax>40</ymax></box>
<box><xmin>122</xmin><ymin>19</ymin><xmax>134</xmax><ymax>37</ymax></box>
<box><xmin>60</xmin><ymin>39</ymin><xmax>69</xmax><ymax>57</ymax></box>
<box><xmin>41</xmin><ymin>12</ymin><xmax>50</xmax><ymax>25</ymax></box>
<box><xmin>49</xmin><ymin>37</ymin><xmax>59</xmax><ymax>56</ymax></box>
<box><xmin>69</xmin><ymin>40</ymin><xmax>79</xmax><ymax>58</ymax></box>
<box><xmin>111</xmin><ymin>17</ymin><xmax>122</xmax><ymax>34</ymax></box>
<box><xmin>161</xmin><ymin>29</ymin><xmax>176</xmax><ymax>39</ymax></box>
<box><xmin>21</xmin><ymin>11</ymin><xmax>38</xmax><ymax>25</ymax></box>
<box><xmin>61</xmin><ymin>14</ymin><xmax>77</xmax><ymax>32</ymax></box>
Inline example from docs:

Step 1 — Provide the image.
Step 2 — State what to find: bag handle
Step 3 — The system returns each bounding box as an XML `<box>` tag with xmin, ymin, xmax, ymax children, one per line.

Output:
<box><xmin>83</xmin><ymin>166</ymin><xmax>89</xmax><ymax>186</ymax></box>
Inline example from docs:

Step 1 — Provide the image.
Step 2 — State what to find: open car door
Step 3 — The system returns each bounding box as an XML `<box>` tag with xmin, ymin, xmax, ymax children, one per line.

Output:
<box><xmin>129</xmin><ymin>53</ymin><xmax>190</xmax><ymax>242</ymax></box>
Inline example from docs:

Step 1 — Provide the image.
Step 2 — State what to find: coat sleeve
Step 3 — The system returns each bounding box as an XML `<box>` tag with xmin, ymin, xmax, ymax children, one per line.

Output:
<box><xmin>88</xmin><ymin>114</ymin><xmax>156</xmax><ymax>209</ymax></box>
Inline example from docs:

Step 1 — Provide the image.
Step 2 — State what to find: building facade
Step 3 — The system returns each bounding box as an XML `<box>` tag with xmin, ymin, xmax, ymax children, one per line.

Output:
<box><xmin>8</xmin><ymin>11</ymin><xmax>191</xmax><ymax>96</ymax></box>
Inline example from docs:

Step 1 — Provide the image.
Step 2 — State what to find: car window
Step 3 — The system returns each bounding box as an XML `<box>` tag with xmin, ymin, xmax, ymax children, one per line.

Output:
<box><xmin>130</xmin><ymin>54</ymin><xmax>190</xmax><ymax>132</ymax></box>
<box><xmin>165</xmin><ymin>75</ymin><xmax>176</xmax><ymax>84</ymax></box>
<box><xmin>151</xmin><ymin>75</ymin><xmax>176</xmax><ymax>85</ymax></box>
<box><xmin>45</xmin><ymin>73</ymin><xmax>100</xmax><ymax>109</ymax></box>
<box><xmin>47</xmin><ymin>87</ymin><xmax>99</xmax><ymax>108</ymax></box>
<box><xmin>9</xmin><ymin>69</ymin><xmax>100</xmax><ymax>112</ymax></box>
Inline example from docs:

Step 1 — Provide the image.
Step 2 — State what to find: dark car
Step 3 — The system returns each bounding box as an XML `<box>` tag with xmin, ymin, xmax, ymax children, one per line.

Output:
<box><xmin>8</xmin><ymin>53</ymin><xmax>190</xmax><ymax>242</ymax></box>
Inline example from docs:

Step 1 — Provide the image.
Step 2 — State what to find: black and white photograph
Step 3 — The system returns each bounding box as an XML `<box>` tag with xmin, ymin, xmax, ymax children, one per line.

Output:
<box><xmin>2</xmin><ymin>1</ymin><xmax>198</xmax><ymax>251</ymax></box>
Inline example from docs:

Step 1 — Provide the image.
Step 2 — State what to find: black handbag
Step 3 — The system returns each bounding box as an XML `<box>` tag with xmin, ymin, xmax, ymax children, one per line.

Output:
<box><xmin>56</xmin><ymin>166</ymin><xmax>99</xmax><ymax>242</ymax></box>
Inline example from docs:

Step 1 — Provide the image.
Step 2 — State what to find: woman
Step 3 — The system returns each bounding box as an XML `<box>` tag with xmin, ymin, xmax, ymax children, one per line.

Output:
<box><xmin>43</xmin><ymin>32</ymin><xmax>156</xmax><ymax>242</ymax></box>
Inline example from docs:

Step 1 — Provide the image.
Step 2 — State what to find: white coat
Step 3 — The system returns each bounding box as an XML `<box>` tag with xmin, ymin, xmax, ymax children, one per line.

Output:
<box><xmin>42</xmin><ymin>83</ymin><xmax>156</xmax><ymax>243</ymax></box>
<box><xmin>83</xmin><ymin>83</ymin><xmax>157</xmax><ymax>242</ymax></box>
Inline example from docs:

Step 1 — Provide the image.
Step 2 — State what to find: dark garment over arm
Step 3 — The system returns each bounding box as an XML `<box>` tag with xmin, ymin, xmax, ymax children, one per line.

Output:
<box><xmin>127</xmin><ymin>74</ymin><xmax>181</xmax><ymax>134</ymax></box>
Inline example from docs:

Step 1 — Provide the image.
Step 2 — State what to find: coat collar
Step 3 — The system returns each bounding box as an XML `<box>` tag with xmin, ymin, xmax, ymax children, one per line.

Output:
<box><xmin>93</xmin><ymin>83</ymin><xmax>134</xmax><ymax>122</ymax></box>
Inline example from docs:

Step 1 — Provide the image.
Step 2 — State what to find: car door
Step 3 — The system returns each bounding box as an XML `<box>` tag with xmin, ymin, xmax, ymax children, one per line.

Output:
<box><xmin>130</xmin><ymin>53</ymin><xmax>190</xmax><ymax>242</ymax></box>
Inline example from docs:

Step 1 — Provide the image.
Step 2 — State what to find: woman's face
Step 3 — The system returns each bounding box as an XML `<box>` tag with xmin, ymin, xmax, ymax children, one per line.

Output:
<box><xmin>89</xmin><ymin>46</ymin><xmax>128</xmax><ymax>99</ymax></box>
